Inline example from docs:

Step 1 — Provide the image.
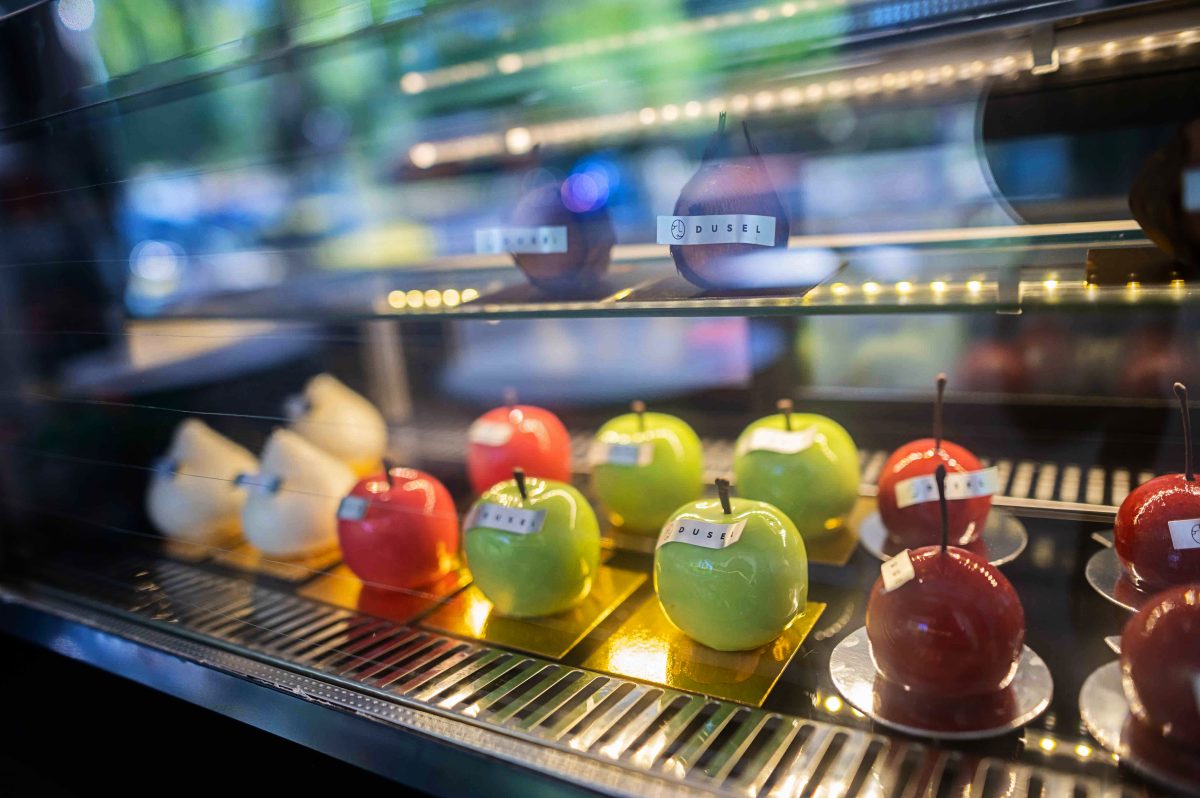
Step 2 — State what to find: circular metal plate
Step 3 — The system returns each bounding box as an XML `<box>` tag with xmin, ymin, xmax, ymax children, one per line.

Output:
<box><xmin>1079</xmin><ymin>662</ymin><xmax>1200</xmax><ymax>794</ymax></box>
<box><xmin>858</xmin><ymin>509</ymin><xmax>1028</xmax><ymax>566</ymax></box>
<box><xmin>829</xmin><ymin>627</ymin><xmax>1052</xmax><ymax>740</ymax></box>
<box><xmin>1084</xmin><ymin>548</ymin><xmax>1153</xmax><ymax>613</ymax></box>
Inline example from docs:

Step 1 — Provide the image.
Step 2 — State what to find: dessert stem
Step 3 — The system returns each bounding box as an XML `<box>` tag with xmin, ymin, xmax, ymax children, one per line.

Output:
<box><xmin>716</xmin><ymin>478</ymin><xmax>732</xmax><ymax>515</ymax></box>
<box><xmin>1176</xmin><ymin>382</ymin><xmax>1194</xmax><ymax>481</ymax></box>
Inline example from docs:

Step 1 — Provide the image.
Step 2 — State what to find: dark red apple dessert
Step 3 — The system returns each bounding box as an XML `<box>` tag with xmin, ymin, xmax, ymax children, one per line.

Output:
<box><xmin>878</xmin><ymin>375</ymin><xmax>993</xmax><ymax>548</ymax></box>
<box><xmin>1115</xmin><ymin>382</ymin><xmax>1200</xmax><ymax>589</ymax></box>
<box><xmin>1120</xmin><ymin>583</ymin><xmax>1200</xmax><ymax>749</ymax></box>
<box><xmin>509</xmin><ymin>178</ymin><xmax>615</xmax><ymax>294</ymax></box>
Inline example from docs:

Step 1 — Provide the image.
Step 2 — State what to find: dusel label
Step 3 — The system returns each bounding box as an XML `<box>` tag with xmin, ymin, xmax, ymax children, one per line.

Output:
<box><xmin>881</xmin><ymin>549</ymin><xmax>916</xmax><ymax>592</ymax></box>
<box><xmin>468</xmin><ymin>419</ymin><xmax>513</xmax><ymax>447</ymax></box>
<box><xmin>737</xmin><ymin>426</ymin><xmax>816</xmax><ymax>456</ymax></box>
<box><xmin>1167</xmin><ymin>518</ymin><xmax>1200</xmax><ymax>551</ymax></box>
<box><xmin>893</xmin><ymin>467</ymin><xmax>1000</xmax><ymax>509</ymax></box>
<box><xmin>589</xmin><ymin>441</ymin><xmax>653</xmax><ymax>467</ymax></box>
<box><xmin>468</xmin><ymin>502</ymin><xmax>547</xmax><ymax>535</ymax></box>
<box><xmin>656</xmin><ymin>214</ymin><xmax>776</xmax><ymax>246</ymax></box>
<box><xmin>657</xmin><ymin>518</ymin><xmax>747</xmax><ymax>550</ymax></box>
<box><xmin>337</xmin><ymin>496</ymin><xmax>369</xmax><ymax>521</ymax></box>
<box><xmin>475</xmin><ymin>226</ymin><xmax>568</xmax><ymax>254</ymax></box>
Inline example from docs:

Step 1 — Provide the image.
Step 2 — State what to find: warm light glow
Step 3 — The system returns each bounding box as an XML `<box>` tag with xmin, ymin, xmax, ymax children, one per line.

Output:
<box><xmin>406</xmin><ymin>290</ymin><xmax>424</xmax><ymax>308</ymax></box>
<box><xmin>862</xmin><ymin>281</ymin><xmax>880</xmax><ymax>295</ymax></box>
<box><xmin>424</xmin><ymin>289</ymin><xmax>442</xmax><ymax>307</ymax></box>
<box><xmin>1102</xmin><ymin>41</ymin><xmax>1118</xmax><ymax>55</ymax></box>
<box><xmin>388</xmin><ymin>290</ymin><xmax>405</xmax><ymax>309</ymax></box>
<box><xmin>409</xmin><ymin>142</ymin><xmax>437</xmax><ymax>169</ymax></box>
<box><xmin>497</xmin><ymin>53</ymin><xmax>524</xmax><ymax>74</ymax></box>
<box><xmin>461</xmin><ymin>288</ymin><xmax>480</xmax><ymax>302</ymax></box>
<box><xmin>1039</xmin><ymin>737</ymin><xmax>1057</xmax><ymax>752</ymax></box>
<box><xmin>753</xmin><ymin>7</ymin><xmax>771</xmax><ymax>22</ymax></box>
<box><xmin>831</xmin><ymin>282</ymin><xmax>849</xmax><ymax>296</ymax></box>
<box><xmin>639</xmin><ymin>107</ymin><xmax>657</xmax><ymax>125</ymax></box>
<box><xmin>931</xmin><ymin>280</ymin><xmax>947</xmax><ymax>293</ymax></box>
<box><xmin>896</xmin><ymin>281</ymin><xmax>913</xmax><ymax>294</ymax></box>
<box><xmin>1126</xmin><ymin>280</ymin><xmax>1141</xmax><ymax>290</ymax></box>
<box><xmin>1075</xmin><ymin>744</ymin><xmax>1092</xmax><ymax>758</ymax></box>
<box><xmin>782</xmin><ymin>87</ymin><xmax>803</xmax><ymax>105</ymax></box>
<box><xmin>442</xmin><ymin>289</ymin><xmax>461</xmax><ymax>307</ymax></box>
<box><xmin>1043</xmin><ymin>279</ymin><xmax>1058</xmax><ymax>291</ymax></box>
<box><xmin>684</xmin><ymin>100</ymin><xmax>703</xmax><ymax>117</ymax></box>
<box><xmin>661</xmin><ymin>104</ymin><xmax>680</xmax><ymax>122</ymax></box>
<box><xmin>1172</xmin><ymin>279</ymin><xmax>1186</xmax><ymax>289</ymax></box>
<box><xmin>505</xmin><ymin>127</ymin><xmax>534</xmax><ymax>154</ymax></box>
<box><xmin>754</xmin><ymin>91</ymin><xmax>775</xmax><ymax>110</ymax></box>
<box><xmin>780</xmin><ymin>2</ymin><xmax>798</xmax><ymax>16</ymax></box>
<box><xmin>730</xmin><ymin>94</ymin><xmax>751</xmax><ymax>112</ymax></box>
<box><xmin>967</xmin><ymin>280</ymin><xmax>982</xmax><ymax>294</ymax></box>
<box><xmin>823</xmin><ymin>695</ymin><xmax>843</xmax><ymax>713</ymax></box>
<box><xmin>400</xmin><ymin>72</ymin><xmax>427</xmax><ymax>94</ymax></box>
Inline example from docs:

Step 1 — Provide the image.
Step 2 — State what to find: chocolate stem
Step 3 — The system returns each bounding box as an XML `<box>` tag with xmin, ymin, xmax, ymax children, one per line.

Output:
<box><xmin>1176</xmin><ymin>382</ymin><xmax>1194</xmax><ymax>481</ymax></box>
<box><xmin>514</xmin><ymin>467</ymin><xmax>528</xmax><ymax>500</ymax></box>
<box><xmin>934</xmin><ymin>373</ymin><xmax>947</xmax><ymax>455</ymax></box>
<box><xmin>631</xmin><ymin>400</ymin><xmax>646</xmax><ymax>433</ymax></box>
<box><xmin>382</xmin><ymin>457</ymin><xmax>396</xmax><ymax>489</ymax></box>
<box><xmin>717</xmin><ymin>111</ymin><xmax>726</xmax><ymax>136</ymax></box>
<box><xmin>935</xmin><ymin>464</ymin><xmax>949</xmax><ymax>554</ymax></box>
<box><xmin>715</xmin><ymin>478</ymin><xmax>732</xmax><ymax>515</ymax></box>
<box><xmin>777</xmin><ymin>398</ymin><xmax>794</xmax><ymax>431</ymax></box>
<box><xmin>503</xmin><ymin>387</ymin><xmax>518</xmax><ymax>411</ymax></box>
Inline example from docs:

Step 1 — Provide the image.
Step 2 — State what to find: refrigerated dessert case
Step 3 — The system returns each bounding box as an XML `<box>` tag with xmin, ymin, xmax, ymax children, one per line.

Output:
<box><xmin>3</xmin><ymin>0</ymin><xmax>1200</xmax><ymax>795</ymax></box>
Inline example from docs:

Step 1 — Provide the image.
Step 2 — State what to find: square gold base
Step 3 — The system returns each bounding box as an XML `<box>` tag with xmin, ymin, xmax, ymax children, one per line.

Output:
<box><xmin>298</xmin><ymin>564</ymin><xmax>473</xmax><ymax>624</ymax></box>
<box><xmin>582</xmin><ymin>597</ymin><xmax>826</xmax><ymax>707</ymax></box>
<box><xmin>420</xmin><ymin>565</ymin><xmax>646</xmax><ymax>660</ymax></box>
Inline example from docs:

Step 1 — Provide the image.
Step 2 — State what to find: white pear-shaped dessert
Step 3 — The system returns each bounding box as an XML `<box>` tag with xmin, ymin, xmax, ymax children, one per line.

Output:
<box><xmin>242</xmin><ymin>428</ymin><xmax>356</xmax><ymax>559</ymax></box>
<box><xmin>286</xmin><ymin>373</ymin><xmax>387</xmax><ymax>476</ymax></box>
<box><xmin>146</xmin><ymin>419</ymin><xmax>258</xmax><ymax>546</ymax></box>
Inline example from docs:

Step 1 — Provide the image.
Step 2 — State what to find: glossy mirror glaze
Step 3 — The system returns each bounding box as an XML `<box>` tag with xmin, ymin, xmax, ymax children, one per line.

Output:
<box><xmin>655</xmin><ymin>496</ymin><xmax>808</xmax><ymax>652</ymax></box>
<box><xmin>510</xmin><ymin>181</ymin><xmax>615</xmax><ymax>294</ymax></box>
<box><xmin>877</xmin><ymin>439</ymin><xmax>990</xmax><ymax>548</ymax></box>
<box><xmin>466</xmin><ymin>405</ymin><xmax>572</xmax><ymax>495</ymax></box>
<box><xmin>1120</xmin><ymin>583</ymin><xmax>1200</xmax><ymax>749</ymax></box>
<box><xmin>866</xmin><ymin>545</ymin><xmax>1025</xmax><ymax>698</ymax></box>
<box><xmin>464</xmin><ymin>476</ymin><xmax>599</xmax><ymax>618</ymax></box>
<box><xmin>1114</xmin><ymin>475</ymin><xmax>1200</xmax><ymax>589</ymax></box>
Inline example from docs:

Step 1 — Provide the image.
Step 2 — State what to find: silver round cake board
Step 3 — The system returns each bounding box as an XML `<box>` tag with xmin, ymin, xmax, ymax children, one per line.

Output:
<box><xmin>829</xmin><ymin>627</ymin><xmax>1052</xmax><ymax>740</ymax></box>
<box><xmin>858</xmin><ymin>509</ymin><xmax>1028</xmax><ymax>566</ymax></box>
<box><xmin>1084</xmin><ymin>548</ymin><xmax>1150</xmax><ymax>613</ymax></box>
<box><xmin>1079</xmin><ymin>661</ymin><xmax>1200</xmax><ymax>794</ymax></box>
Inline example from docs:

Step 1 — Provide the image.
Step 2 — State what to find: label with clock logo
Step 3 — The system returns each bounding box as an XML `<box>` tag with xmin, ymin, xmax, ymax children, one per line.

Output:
<box><xmin>655</xmin><ymin>214</ymin><xmax>776</xmax><ymax>246</ymax></box>
<box><xmin>880</xmin><ymin>549</ymin><xmax>915</xmax><ymax>592</ymax></box>
<box><xmin>1166</xmin><ymin>518</ymin><xmax>1200</xmax><ymax>551</ymax></box>
<box><xmin>893</xmin><ymin>467</ymin><xmax>1000</xmax><ymax>509</ymax></box>
<box><xmin>657</xmin><ymin>518</ymin><xmax>747</xmax><ymax>550</ymax></box>
<box><xmin>467</xmin><ymin>503</ymin><xmax>547</xmax><ymax>535</ymax></box>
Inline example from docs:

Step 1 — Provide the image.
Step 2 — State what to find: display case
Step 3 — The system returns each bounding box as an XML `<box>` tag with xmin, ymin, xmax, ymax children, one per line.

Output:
<box><xmin>3</xmin><ymin>0</ymin><xmax>1200</xmax><ymax>794</ymax></box>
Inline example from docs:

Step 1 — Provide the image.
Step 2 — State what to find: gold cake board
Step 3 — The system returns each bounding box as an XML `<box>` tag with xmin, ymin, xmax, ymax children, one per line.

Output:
<box><xmin>421</xmin><ymin>565</ymin><xmax>646</xmax><ymax>660</ymax></box>
<box><xmin>583</xmin><ymin>596</ymin><xmax>827</xmax><ymax>707</ymax></box>
<box><xmin>299</xmin><ymin>564</ymin><xmax>473</xmax><ymax>624</ymax></box>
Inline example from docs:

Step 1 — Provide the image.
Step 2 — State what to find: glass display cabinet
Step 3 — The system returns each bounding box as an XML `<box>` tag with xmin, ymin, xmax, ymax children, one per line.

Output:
<box><xmin>2</xmin><ymin>0</ymin><xmax>1200</xmax><ymax>794</ymax></box>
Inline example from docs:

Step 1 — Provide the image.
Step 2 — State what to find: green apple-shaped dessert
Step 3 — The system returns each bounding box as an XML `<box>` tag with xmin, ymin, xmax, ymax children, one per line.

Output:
<box><xmin>733</xmin><ymin>399</ymin><xmax>859</xmax><ymax>540</ymax></box>
<box><xmin>464</xmin><ymin>468</ymin><xmax>600</xmax><ymax>618</ymax></box>
<box><xmin>655</xmin><ymin>479</ymin><xmax>808</xmax><ymax>651</ymax></box>
<box><xmin>591</xmin><ymin>400</ymin><xmax>705</xmax><ymax>535</ymax></box>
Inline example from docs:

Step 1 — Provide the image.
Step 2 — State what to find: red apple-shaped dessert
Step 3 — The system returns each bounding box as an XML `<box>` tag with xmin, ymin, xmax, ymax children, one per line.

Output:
<box><xmin>508</xmin><ymin>177</ymin><xmax>616</xmax><ymax>294</ymax></box>
<box><xmin>878</xmin><ymin>375</ymin><xmax>994</xmax><ymax>548</ymax></box>
<box><xmin>867</xmin><ymin>466</ymin><xmax>1025</xmax><ymax>697</ymax></box>
<box><xmin>665</xmin><ymin>113</ymin><xmax>789</xmax><ymax>290</ymax></box>
<box><xmin>337</xmin><ymin>463</ymin><xmax>459</xmax><ymax>591</ymax></box>
<box><xmin>466</xmin><ymin>401</ymin><xmax>572</xmax><ymax>495</ymax></box>
<box><xmin>1120</xmin><ymin>583</ymin><xmax>1200</xmax><ymax>749</ymax></box>
<box><xmin>1115</xmin><ymin>382</ymin><xmax>1200</xmax><ymax>589</ymax></box>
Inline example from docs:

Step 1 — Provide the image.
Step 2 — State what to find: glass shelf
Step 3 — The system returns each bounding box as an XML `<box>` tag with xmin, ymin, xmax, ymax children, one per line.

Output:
<box><xmin>131</xmin><ymin>221</ymin><xmax>1200</xmax><ymax>322</ymax></box>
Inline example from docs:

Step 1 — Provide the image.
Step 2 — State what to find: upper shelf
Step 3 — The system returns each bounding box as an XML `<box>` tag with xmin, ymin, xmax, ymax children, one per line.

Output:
<box><xmin>135</xmin><ymin>220</ymin><xmax>1200</xmax><ymax>322</ymax></box>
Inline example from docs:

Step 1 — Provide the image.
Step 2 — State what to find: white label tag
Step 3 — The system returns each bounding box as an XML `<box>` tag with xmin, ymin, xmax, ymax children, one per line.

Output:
<box><xmin>468</xmin><ymin>502</ymin><xmax>546</xmax><ymax>535</ymax></box>
<box><xmin>337</xmin><ymin>496</ymin><xmax>369</xmax><ymax>521</ymax></box>
<box><xmin>589</xmin><ymin>441</ymin><xmax>653</xmax><ymax>467</ymax></box>
<box><xmin>893</xmin><ymin>467</ymin><xmax>1000</xmax><ymax>509</ymax></box>
<box><xmin>656</xmin><ymin>214</ymin><xmax>776</xmax><ymax>246</ymax></box>
<box><xmin>475</xmin><ymin>226</ymin><xmax>568</xmax><ymax>254</ymax></box>
<box><xmin>1167</xmin><ymin>518</ymin><xmax>1200</xmax><ymax>551</ymax></box>
<box><xmin>468</xmin><ymin>419</ymin><xmax>513</xmax><ymax>447</ymax></box>
<box><xmin>656</xmin><ymin>518</ymin><xmax>746</xmax><ymax>550</ymax></box>
<box><xmin>1184</xmin><ymin>167</ymin><xmax>1200</xmax><ymax>212</ymax></box>
<box><xmin>881</xmin><ymin>549</ymin><xmax>916</xmax><ymax>592</ymax></box>
<box><xmin>737</xmin><ymin>426</ymin><xmax>816</xmax><ymax>456</ymax></box>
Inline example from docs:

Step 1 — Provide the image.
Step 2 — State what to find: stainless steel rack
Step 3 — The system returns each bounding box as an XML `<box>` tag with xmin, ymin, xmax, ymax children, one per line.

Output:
<box><xmin>11</xmin><ymin>555</ymin><xmax>1148</xmax><ymax>798</ymax></box>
